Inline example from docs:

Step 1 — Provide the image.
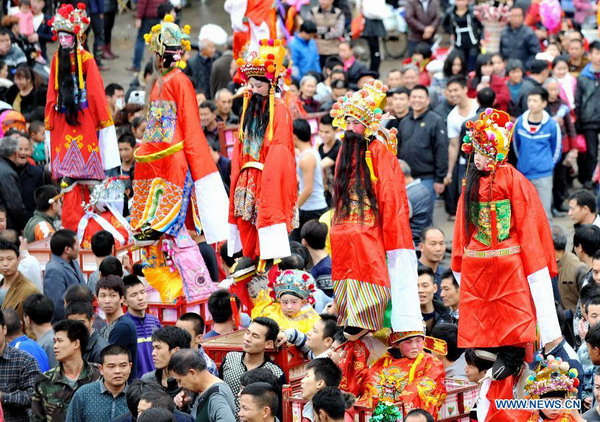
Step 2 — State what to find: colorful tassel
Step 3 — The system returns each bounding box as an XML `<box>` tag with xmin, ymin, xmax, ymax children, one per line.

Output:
<box><xmin>365</xmin><ymin>148</ymin><xmax>378</xmax><ymax>182</ymax></box>
<box><xmin>54</xmin><ymin>56</ymin><xmax>59</xmax><ymax>90</ymax></box>
<box><xmin>238</xmin><ymin>90</ymin><xmax>250</xmax><ymax>141</ymax></box>
<box><xmin>268</xmin><ymin>85</ymin><xmax>275</xmax><ymax>141</ymax></box>
<box><xmin>77</xmin><ymin>48</ymin><xmax>84</xmax><ymax>89</ymax></box>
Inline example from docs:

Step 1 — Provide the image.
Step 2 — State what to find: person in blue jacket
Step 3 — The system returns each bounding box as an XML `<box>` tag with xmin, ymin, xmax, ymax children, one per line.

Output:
<box><xmin>289</xmin><ymin>20</ymin><xmax>321</xmax><ymax>81</ymax></box>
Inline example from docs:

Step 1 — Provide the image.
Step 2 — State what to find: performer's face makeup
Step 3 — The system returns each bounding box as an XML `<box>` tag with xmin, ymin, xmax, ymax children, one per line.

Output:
<box><xmin>396</xmin><ymin>336</ymin><xmax>424</xmax><ymax>359</ymax></box>
<box><xmin>473</xmin><ymin>151</ymin><xmax>488</xmax><ymax>171</ymax></box>
<box><xmin>58</xmin><ymin>32</ymin><xmax>75</xmax><ymax>49</ymax></box>
<box><xmin>345</xmin><ymin>117</ymin><xmax>366</xmax><ymax>136</ymax></box>
<box><xmin>279</xmin><ymin>294</ymin><xmax>305</xmax><ymax>317</ymax></box>
<box><xmin>247</xmin><ymin>78</ymin><xmax>269</xmax><ymax>96</ymax></box>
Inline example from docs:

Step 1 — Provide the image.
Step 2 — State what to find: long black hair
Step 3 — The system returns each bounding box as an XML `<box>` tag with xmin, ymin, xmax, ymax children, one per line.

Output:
<box><xmin>464</xmin><ymin>166</ymin><xmax>483</xmax><ymax>240</ymax></box>
<box><xmin>57</xmin><ymin>46</ymin><xmax>81</xmax><ymax>126</ymax></box>
<box><xmin>468</xmin><ymin>54</ymin><xmax>493</xmax><ymax>91</ymax></box>
<box><xmin>332</xmin><ymin>130</ymin><xmax>378</xmax><ymax>224</ymax></box>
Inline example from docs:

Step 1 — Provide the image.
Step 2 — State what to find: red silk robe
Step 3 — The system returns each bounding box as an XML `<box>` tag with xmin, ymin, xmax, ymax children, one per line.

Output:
<box><xmin>451</xmin><ymin>164</ymin><xmax>559</xmax><ymax>348</ymax></box>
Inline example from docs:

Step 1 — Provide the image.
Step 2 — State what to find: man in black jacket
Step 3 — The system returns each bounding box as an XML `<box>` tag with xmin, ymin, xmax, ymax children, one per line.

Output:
<box><xmin>0</xmin><ymin>136</ymin><xmax>27</xmax><ymax>230</ymax></box>
<box><xmin>500</xmin><ymin>6</ymin><xmax>540</xmax><ymax>69</ymax></box>
<box><xmin>185</xmin><ymin>39</ymin><xmax>217</xmax><ymax>98</ymax></box>
<box><xmin>398</xmin><ymin>85</ymin><xmax>448</xmax><ymax>204</ymax></box>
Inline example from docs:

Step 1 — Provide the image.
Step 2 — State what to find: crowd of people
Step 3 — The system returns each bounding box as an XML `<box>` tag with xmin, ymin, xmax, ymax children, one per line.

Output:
<box><xmin>1</xmin><ymin>0</ymin><xmax>600</xmax><ymax>421</ymax></box>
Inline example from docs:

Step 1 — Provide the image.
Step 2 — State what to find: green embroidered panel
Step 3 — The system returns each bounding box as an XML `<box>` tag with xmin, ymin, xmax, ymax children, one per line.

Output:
<box><xmin>470</xmin><ymin>199</ymin><xmax>511</xmax><ymax>246</ymax></box>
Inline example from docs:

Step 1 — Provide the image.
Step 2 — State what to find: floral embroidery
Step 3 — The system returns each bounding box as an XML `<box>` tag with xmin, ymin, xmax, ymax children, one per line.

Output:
<box><xmin>144</xmin><ymin>101</ymin><xmax>177</xmax><ymax>143</ymax></box>
<box><xmin>233</xmin><ymin>170</ymin><xmax>259</xmax><ymax>224</ymax></box>
<box><xmin>470</xmin><ymin>199</ymin><xmax>511</xmax><ymax>246</ymax></box>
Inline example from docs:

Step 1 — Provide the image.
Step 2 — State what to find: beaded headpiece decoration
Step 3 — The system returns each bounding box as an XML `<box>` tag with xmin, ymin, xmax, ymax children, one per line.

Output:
<box><xmin>144</xmin><ymin>15</ymin><xmax>191</xmax><ymax>59</ymax></box>
<box><xmin>462</xmin><ymin>108</ymin><xmax>515</xmax><ymax>173</ymax></box>
<box><xmin>524</xmin><ymin>354</ymin><xmax>579</xmax><ymax>399</ymax></box>
<box><xmin>267</xmin><ymin>269</ymin><xmax>316</xmax><ymax>304</ymax></box>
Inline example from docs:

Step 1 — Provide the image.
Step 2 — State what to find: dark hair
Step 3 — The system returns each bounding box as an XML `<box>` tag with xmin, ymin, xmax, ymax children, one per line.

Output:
<box><xmin>100</xmin><ymin>344</ymin><xmax>132</xmax><ymax>364</ymax></box>
<box><xmin>208</xmin><ymin>289</ymin><xmax>240</xmax><ymax>323</ymax></box>
<box><xmin>152</xmin><ymin>326</ymin><xmax>191</xmax><ymax>350</ymax></box>
<box><xmin>585</xmin><ymin>295</ymin><xmax>600</xmax><ymax>316</ymax></box>
<box><xmin>300</xmin><ymin>220</ymin><xmax>328</xmax><ymax>250</ymax></box>
<box><xmin>168</xmin><ymin>349</ymin><xmax>207</xmax><ymax>375</ymax></box>
<box><xmin>569</xmin><ymin>189</ymin><xmax>597</xmax><ymax>214</ymax></box>
<box><xmin>586</xmin><ymin>323</ymin><xmax>600</xmax><ymax>348</ymax></box>
<box><xmin>53</xmin><ymin>319</ymin><xmax>89</xmax><ymax>354</ymax></box>
<box><xmin>446</xmin><ymin>75</ymin><xmax>468</xmax><ymax>89</ymax></box>
<box><xmin>307</xmin><ymin>357</ymin><xmax>342</xmax><ymax>387</ymax></box>
<box><xmin>414</xmin><ymin>42</ymin><xmax>432</xmax><ymax>59</ymax></box>
<box><xmin>440</xmin><ymin>268</ymin><xmax>458</xmax><ymax>288</ymax></box>
<box><xmin>0</xmin><ymin>309</ymin><xmax>4</xmax><ymax>326</ymax></box>
<box><xmin>125</xmin><ymin>380</ymin><xmax>163</xmax><ymax>415</ymax></box>
<box><xmin>300</xmin><ymin>20</ymin><xmax>317</xmax><ymax>34</ymax></box>
<box><xmin>551</xmin><ymin>225</ymin><xmax>568</xmax><ymax>251</ymax></box>
<box><xmin>324</xmin><ymin>56</ymin><xmax>343</xmax><ymax>70</ymax></box>
<box><xmin>252</xmin><ymin>317</ymin><xmax>280</xmax><ymax>343</ymax></box>
<box><xmin>319</xmin><ymin>114</ymin><xmax>334</xmax><ymax>127</ymax></box>
<box><xmin>477</xmin><ymin>87</ymin><xmax>496</xmax><ymax>108</ymax></box>
<box><xmin>330</xmin><ymin>79</ymin><xmax>348</xmax><ymax>90</ymax></box>
<box><xmin>157</xmin><ymin>2</ymin><xmax>175</xmax><ymax>20</ymax></box>
<box><xmin>28</xmin><ymin>120</ymin><xmax>44</xmax><ymax>134</ymax></box>
<box><xmin>50</xmin><ymin>229</ymin><xmax>77</xmax><ymax>256</ymax></box>
<box><xmin>552</xmin><ymin>55</ymin><xmax>569</xmax><ymax>69</ymax></box>
<box><xmin>528</xmin><ymin>59</ymin><xmax>549</xmax><ymax>75</ymax></box>
<box><xmin>312</xmin><ymin>387</ymin><xmax>346</xmax><ymax>419</ymax></box>
<box><xmin>105</xmin><ymin>83</ymin><xmax>124</xmax><ymax>97</ymax></box>
<box><xmin>443</xmin><ymin>49</ymin><xmax>466</xmax><ymax>78</ymax></box>
<box><xmin>123</xmin><ymin>274</ymin><xmax>143</xmax><ymax>293</ymax></box>
<box><xmin>118</xmin><ymin>131</ymin><xmax>137</xmax><ymax>148</ymax></box>
<box><xmin>240</xmin><ymin>382</ymin><xmax>278</xmax><ymax>417</ymax></box>
<box><xmin>405</xmin><ymin>409</ymin><xmax>435</xmax><ymax>422</ymax></box>
<box><xmin>139</xmin><ymin>389</ymin><xmax>175</xmax><ymax>412</ymax></box>
<box><xmin>510</xmin><ymin>5</ymin><xmax>525</xmax><ymax>14</ymax></box>
<box><xmin>137</xmin><ymin>407</ymin><xmax>176</xmax><ymax>422</ymax></box>
<box><xmin>99</xmin><ymin>256</ymin><xmax>123</xmax><ymax>278</ymax></box>
<box><xmin>420</xmin><ymin>226</ymin><xmax>443</xmax><ymax>243</ymax></box>
<box><xmin>23</xmin><ymin>293</ymin><xmax>54</xmax><ymax>325</ymax></box>
<box><xmin>293</xmin><ymin>118</ymin><xmax>312</xmax><ymax>143</ymax></box>
<box><xmin>417</xmin><ymin>266</ymin><xmax>435</xmax><ymax>283</ymax></box>
<box><xmin>590</xmin><ymin>40</ymin><xmax>600</xmax><ymax>53</ymax></box>
<box><xmin>391</xmin><ymin>86</ymin><xmax>410</xmax><ymax>97</ymax></box>
<box><xmin>34</xmin><ymin>185</ymin><xmax>60</xmax><ymax>212</ymax></box>
<box><xmin>65</xmin><ymin>284</ymin><xmax>94</xmax><ymax>305</ymax></box>
<box><xmin>0</xmin><ymin>239</ymin><xmax>18</xmax><ymax>257</ymax></box>
<box><xmin>219</xmin><ymin>243</ymin><xmax>242</xmax><ymax>269</ymax></box>
<box><xmin>573</xmin><ymin>224</ymin><xmax>600</xmax><ymax>257</ymax></box>
<box><xmin>240</xmin><ymin>367</ymin><xmax>282</xmax><ymax>389</ymax></box>
<box><xmin>410</xmin><ymin>84</ymin><xmax>429</xmax><ymax>97</ymax></box>
<box><xmin>178</xmin><ymin>312</ymin><xmax>205</xmax><ymax>336</ymax></box>
<box><xmin>527</xmin><ymin>86</ymin><xmax>549</xmax><ymax>103</ymax></box>
<box><xmin>470</xmin><ymin>54</ymin><xmax>493</xmax><ymax>89</ymax></box>
<box><xmin>593</xmin><ymin>249</ymin><xmax>600</xmax><ymax>263</ymax></box>
<box><xmin>279</xmin><ymin>253</ymin><xmax>306</xmax><ymax>270</ymax></box>
<box><xmin>96</xmin><ymin>275</ymin><xmax>126</xmax><ymax>297</ymax></box>
<box><xmin>91</xmin><ymin>231</ymin><xmax>115</xmax><ymax>257</ymax></box>
<box><xmin>2</xmin><ymin>309</ymin><xmax>21</xmax><ymax>336</ymax></box>
<box><xmin>580</xmin><ymin>283</ymin><xmax>600</xmax><ymax>310</ymax></box>
<box><xmin>464</xmin><ymin>348</ymin><xmax>494</xmax><ymax>372</ymax></box>
<box><xmin>430</xmin><ymin>323</ymin><xmax>463</xmax><ymax>362</ymax></box>
<box><xmin>319</xmin><ymin>314</ymin><xmax>340</xmax><ymax>341</ymax></box>
<box><xmin>199</xmin><ymin>100</ymin><xmax>217</xmax><ymax>113</ymax></box>
<box><xmin>0</xmin><ymin>28</ymin><xmax>11</xmax><ymax>38</ymax></box>
<box><xmin>65</xmin><ymin>300</ymin><xmax>94</xmax><ymax>320</ymax></box>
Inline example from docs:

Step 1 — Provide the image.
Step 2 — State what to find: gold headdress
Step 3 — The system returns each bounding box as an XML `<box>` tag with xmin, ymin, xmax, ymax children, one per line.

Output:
<box><xmin>524</xmin><ymin>354</ymin><xmax>579</xmax><ymax>399</ymax></box>
<box><xmin>143</xmin><ymin>15</ymin><xmax>191</xmax><ymax>58</ymax></box>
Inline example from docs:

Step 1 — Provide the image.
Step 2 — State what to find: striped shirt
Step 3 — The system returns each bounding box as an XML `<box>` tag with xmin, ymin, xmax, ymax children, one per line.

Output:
<box><xmin>126</xmin><ymin>312</ymin><xmax>162</xmax><ymax>377</ymax></box>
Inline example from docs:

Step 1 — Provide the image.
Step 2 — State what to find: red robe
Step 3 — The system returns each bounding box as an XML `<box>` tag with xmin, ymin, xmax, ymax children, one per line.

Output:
<box><xmin>228</xmin><ymin>99</ymin><xmax>297</xmax><ymax>261</ymax></box>
<box><xmin>451</xmin><ymin>164</ymin><xmax>558</xmax><ymax>348</ymax></box>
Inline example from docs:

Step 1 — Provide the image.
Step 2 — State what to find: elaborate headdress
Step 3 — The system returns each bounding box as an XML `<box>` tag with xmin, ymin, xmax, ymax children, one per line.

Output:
<box><xmin>235</xmin><ymin>39</ymin><xmax>292</xmax><ymax>141</ymax></box>
<box><xmin>462</xmin><ymin>108</ymin><xmax>515</xmax><ymax>173</ymax></box>
<box><xmin>524</xmin><ymin>354</ymin><xmax>579</xmax><ymax>399</ymax></box>
<box><xmin>267</xmin><ymin>269</ymin><xmax>316</xmax><ymax>304</ymax></box>
<box><xmin>390</xmin><ymin>324</ymin><xmax>448</xmax><ymax>356</ymax></box>
<box><xmin>144</xmin><ymin>15</ymin><xmax>191</xmax><ymax>60</ymax></box>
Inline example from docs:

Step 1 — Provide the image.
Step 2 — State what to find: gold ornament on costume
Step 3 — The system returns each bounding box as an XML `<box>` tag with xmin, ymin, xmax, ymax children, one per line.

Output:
<box><xmin>524</xmin><ymin>354</ymin><xmax>579</xmax><ymax>399</ymax></box>
<box><xmin>144</xmin><ymin>15</ymin><xmax>192</xmax><ymax>57</ymax></box>
<box><xmin>235</xmin><ymin>39</ymin><xmax>292</xmax><ymax>86</ymax></box>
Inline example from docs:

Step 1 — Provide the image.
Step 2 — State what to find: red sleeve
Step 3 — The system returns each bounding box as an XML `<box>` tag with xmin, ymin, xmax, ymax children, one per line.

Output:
<box><xmin>228</xmin><ymin>133</ymin><xmax>242</xmax><ymax>222</ymax></box>
<box><xmin>44</xmin><ymin>53</ymin><xmax>57</xmax><ymax>130</ymax></box>
<box><xmin>256</xmin><ymin>100</ymin><xmax>297</xmax><ymax>230</ymax></box>
<box><xmin>524</xmin><ymin>1</ymin><xmax>540</xmax><ymax>28</ymax></box>
<box><xmin>83</xmin><ymin>51</ymin><xmax>114</xmax><ymax>129</ymax></box>
<box><xmin>451</xmin><ymin>186</ymin><xmax>466</xmax><ymax>273</ymax></box>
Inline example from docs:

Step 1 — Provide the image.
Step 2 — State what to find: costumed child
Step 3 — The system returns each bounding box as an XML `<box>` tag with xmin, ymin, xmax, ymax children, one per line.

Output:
<box><xmin>357</xmin><ymin>327</ymin><xmax>448</xmax><ymax>419</ymax></box>
<box><xmin>251</xmin><ymin>269</ymin><xmax>320</xmax><ymax>333</ymax></box>
<box><xmin>451</xmin><ymin>108</ymin><xmax>562</xmax><ymax>421</ymax></box>
<box><xmin>130</xmin><ymin>15</ymin><xmax>228</xmax><ymax>303</ymax></box>
<box><xmin>45</xmin><ymin>3</ymin><xmax>120</xmax><ymax>231</ymax></box>
<box><xmin>521</xmin><ymin>355</ymin><xmax>583</xmax><ymax>421</ymax></box>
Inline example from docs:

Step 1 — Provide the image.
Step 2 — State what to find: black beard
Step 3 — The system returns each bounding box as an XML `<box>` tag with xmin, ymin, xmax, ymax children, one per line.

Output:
<box><xmin>57</xmin><ymin>47</ymin><xmax>81</xmax><ymax>126</ymax></box>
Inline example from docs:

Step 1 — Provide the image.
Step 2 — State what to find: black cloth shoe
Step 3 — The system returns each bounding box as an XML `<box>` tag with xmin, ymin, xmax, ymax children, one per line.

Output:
<box><xmin>491</xmin><ymin>346</ymin><xmax>525</xmax><ymax>380</ymax></box>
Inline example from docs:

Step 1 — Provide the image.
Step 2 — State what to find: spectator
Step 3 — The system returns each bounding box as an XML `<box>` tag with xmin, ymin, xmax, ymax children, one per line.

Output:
<box><xmin>31</xmin><ymin>319</ymin><xmax>101</xmax><ymax>421</ymax></box>
<box><xmin>3</xmin><ymin>309</ymin><xmax>48</xmax><ymax>372</ymax></box>
<box><xmin>398</xmin><ymin>85</ymin><xmax>448</xmax><ymax>202</ymax></box>
<box><xmin>300</xmin><ymin>358</ymin><xmax>342</xmax><ymax>421</ymax></box>
<box><xmin>204</xmin><ymin>289</ymin><xmax>242</xmax><ymax>339</ymax></box>
<box><xmin>338</xmin><ymin>41</ymin><xmax>367</xmax><ymax>86</ymax></box>
<box><xmin>10</xmin><ymin>132</ymin><xmax>43</xmax><ymax>223</ymax></box>
<box><xmin>220</xmin><ymin>318</ymin><xmax>286</xmax><ymax>414</ymax></box>
<box><xmin>0</xmin><ymin>229</ymin><xmax>42</xmax><ymax>292</ymax></box>
<box><xmin>0</xmin><ymin>239</ymin><xmax>40</xmax><ymax>326</ymax></box>
<box><xmin>66</xmin><ymin>344</ymin><xmax>132</xmax><ymax>421</ymax></box>
<box><xmin>568</xmin><ymin>190</ymin><xmax>600</xmax><ymax>228</ymax></box>
<box><xmin>5</xmin><ymin>67</ymin><xmax>45</xmax><ymax>122</ymax></box>
<box><xmin>299</xmin><ymin>75</ymin><xmax>321</xmax><ymax>113</ymax></box>
<box><xmin>43</xmin><ymin>229</ymin><xmax>85</xmax><ymax>321</ymax></box>
<box><xmin>185</xmin><ymin>39</ymin><xmax>217</xmax><ymax>97</ymax></box>
<box><xmin>97</xmin><ymin>275</ymin><xmax>138</xmax><ymax>380</ymax></box>
<box><xmin>387</xmin><ymin>87</ymin><xmax>411</xmax><ymax>131</ymax></box>
<box><xmin>575</xmin><ymin>41</ymin><xmax>600</xmax><ymax>188</ymax></box>
<box><xmin>440</xmin><ymin>269</ymin><xmax>460</xmax><ymax>321</ymax></box>
<box><xmin>292</xmin><ymin>119</ymin><xmax>328</xmax><ymax>241</ymax></box>
<box><xmin>513</xmin><ymin>87</ymin><xmax>562</xmax><ymax>219</ymax></box>
<box><xmin>579</xmin><ymin>295</ymin><xmax>600</xmax><ymax>404</ymax></box>
<box><xmin>316</xmin><ymin>114</ymin><xmax>340</xmax><ymax>205</ymax></box>
<box><xmin>28</xmin><ymin>121</ymin><xmax>46</xmax><ymax>165</ymax></box>
<box><xmin>207</xmin><ymin>138</ymin><xmax>231</xmax><ymax>195</ymax></box>
<box><xmin>500</xmin><ymin>6</ymin><xmax>540</xmax><ymax>68</ymax></box>
<box><xmin>301</xmin><ymin>220</ymin><xmax>332</xmax><ymax>296</ymax></box>
<box><xmin>552</xmin><ymin>55</ymin><xmax>577</xmax><ymax>110</ymax></box>
<box><xmin>516</xmin><ymin>59</ymin><xmax>551</xmax><ymax>115</ymax></box>
<box><xmin>30</xmin><ymin>0</ymin><xmax>52</xmax><ymax>61</ymax></box>
<box><xmin>431</xmin><ymin>323</ymin><xmax>467</xmax><ymax>380</ymax></box>
<box><xmin>199</xmin><ymin>100</ymin><xmax>219</xmax><ymax>146</ymax></box>
<box><xmin>404</xmin><ymin>409</ymin><xmax>435</xmax><ymax>422</ymax></box>
<box><xmin>405</xmin><ymin>0</ymin><xmax>441</xmax><ymax>56</ymax></box>
<box><xmin>491</xmin><ymin>53</ymin><xmax>506</xmax><ymax>77</ymax></box>
<box><xmin>289</xmin><ymin>21</ymin><xmax>321</xmax><ymax>80</ymax></box>
<box><xmin>315</xmin><ymin>59</ymin><xmax>346</xmax><ymax>105</ymax></box>
<box><xmin>169</xmin><ymin>349</ymin><xmax>237</xmax><ymax>421</ymax></box>
<box><xmin>0</xmin><ymin>28</ymin><xmax>26</xmax><ymax>78</ymax></box>
<box><xmin>573</xmin><ymin>225</ymin><xmax>600</xmax><ymax>293</ymax></box>
<box><xmin>0</xmin><ymin>136</ymin><xmax>26</xmax><ymax>230</ymax></box>
<box><xmin>312</xmin><ymin>387</ymin><xmax>347</xmax><ymax>422</ymax></box>
<box><xmin>88</xmin><ymin>230</ymin><xmax>116</xmax><ymax>294</ymax></box>
<box><xmin>279</xmin><ymin>313</ymin><xmax>340</xmax><ymax>360</ymax></box>
<box><xmin>210</xmin><ymin>38</ymin><xmax>233</xmax><ymax>99</ymax></box>
<box><xmin>467</xmin><ymin>54</ymin><xmax>510</xmax><ymax>112</ymax></box>
<box><xmin>106</xmin><ymin>83</ymin><xmax>125</xmax><ymax>118</ymax></box>
<box><xmin>310</xmin><ymin>0</ymin><xmax>345</xmax><ymax>68</ymax></box>
<box><xmin>175</xmin><ymin>312</ymin><xmax>219</xmax><ymax>376</ymax></box>
<box><xmin>356</xmin><ymin>0</ymin><xmax>387</xmax><ymax>72</ymax></box>
<box><xmin>506</xmin><ymin>59</ymin><xmax>534</xmax><ymax>117</ymax></box>
<box><xmin>442</xmin><ymin>0</ymin><xmax>482</xmax><ymax>72</ymax></box>
<box><xmin>555</xmin><ymin>224</ymin><xmax>587</xmax><ymax>312</ymax></box>
<box><xmin>418</xmin><ymin>227</ymin><xmax>447</xmax><ymax>289</ymax></box>
<box><xmin>118</xmin><ymin>131</ymin><xmax>136</xmax><ymax>183</ymax></box>
<box><xmin>23</xmin><ymin>293</ymin><xmax>56</xmax><ymax>367</ymax></box>
<box><xmin>400</xmin><ymin>159</ymin><xmax>433</xmax><ymax>247</ymax></box>
<box><xmin>22</xmin><ymin>185</ymin><xmax>60</xmax><ymax>243</ymax></box>
<box><xmin>123</xmin><ymin>274</ymin><xmax>162</xmax><ymax>377</ymax></box>
<box><xmin>128</xmin><ymin>0</ymin><xmax>165</xmax><ymax>72</ymax></box>
<box><xmin>443</xmin><ymin>50</ymin><xmax>467</xmax><ymax>83</ymax></box>
<box><xmin>138</xmin><ymin>406</ymin><xmax>177</xmax><ymax>422</ymax></box>
<box><xmin>136</xmin><ymin>389</ymin><xmax>193</xmax><ymax>422</ymax></box>
<box><xmin>385</xmin><ymin>68</ymin><xmax>402</xmax><ymax>90</ymax></box>
<box><xmin>131</xmin><ymin>117</ymin><xmax>147</xmax><ymax>142</ymax></box>
<box><xmin>400</xmin><ymin>64</ymin><xmax>419</xmax><ymax>90</ymax></box>
<box><xmin>568</xmin><ymin>38</ymin><xmax>589</xmax><ymax>77</ymax></box>
<box><xmin>112</xmin><ymin>379</ymin><xmax>180</xmax><ymax>422</ymax></box>
<box><xmin>214</xmin><ymin>88</ymin><xmax>239</xmax><ymax>125</ymax></box>
<box><xmin>583</xmin><ymin>367</ymin><xmax>600</xmax><ymax>420</ymax></box>
<box><xmin>0</xmin><ymin>308</ymin><xmax>41</xmax><ymax>422</ymax></box>
<box><xmin>238</xmin><ymin>382</ymin><xmax>278</xmax><ymax>422</ymax></box>
<box><xmin>65</xmin><ymin>301</ymin><xmax>109</xmax><ymax>365</ymax></box>
<box><xmin>418</xmin><ymin>266</ymin><xmax>452</xmax><ymax>334</ymax></box>
<box><xmin>102</xmin><ymin>0</ymin><xmax>119</xmax><ymax>60</ymax></box>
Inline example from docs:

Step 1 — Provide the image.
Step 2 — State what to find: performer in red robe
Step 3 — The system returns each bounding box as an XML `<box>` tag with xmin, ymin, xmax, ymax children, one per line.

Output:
<box><xmin>45</xmin><ymin>3</ymin><xmax>119</xmax><ymax>231</ymax></box>
<box><xmin>329</xmin><ymin>79</ymin><xmax>421</xmax><ymax>337</ymax></box>
<box><xmin>452</xmin><ymin>108</ymin><xmax>562</xmax><ymax>421</ymax></box>
<box><xmin>228</xmin><ymin>39</ymin><xmax>297</xmax><ymax>268</ymax></box>
<box><xmin>224</xmin><ymin>0</ymin><xmax>276</xmax><ymax>58</ymax></box>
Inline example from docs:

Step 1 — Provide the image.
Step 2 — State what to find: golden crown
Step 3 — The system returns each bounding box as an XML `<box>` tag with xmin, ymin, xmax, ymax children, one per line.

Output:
<box><xmin>524</xmin><ymin>354</ymin><xmax>579</xmax><ymax>399</ymax></box>
<box><xmin>143</xmin><ymin>15</ymin><xmax>191</xmax><ymax>57</ymax></box>
<box><xmin>235</xmin><ymin>39</ymin><xmax>291</xmax><ymax>84</ymax></box>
